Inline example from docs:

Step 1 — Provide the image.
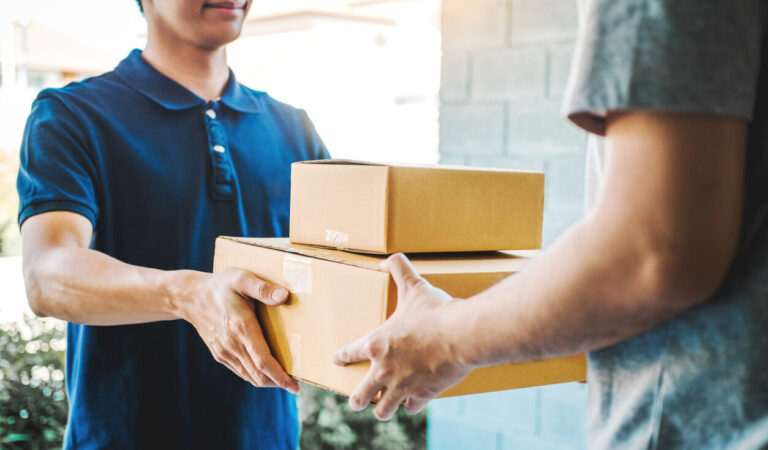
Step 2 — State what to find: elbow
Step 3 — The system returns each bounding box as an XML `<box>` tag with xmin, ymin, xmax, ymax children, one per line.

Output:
<box><xmin>637</xmin><ymin>250</ymin><xmax>731</xmax><ymax>312</ymax></box>
<box><xmin>22</xmin><ymin>264</ymin><xmax>50</xmax><ymax>318</ymax></box>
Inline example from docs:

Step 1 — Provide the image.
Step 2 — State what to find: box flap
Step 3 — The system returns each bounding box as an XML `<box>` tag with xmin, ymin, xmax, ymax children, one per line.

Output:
<box><xmin>293</xmin><ymin>159</ymin><xmax>386</xmax><ymax>166</ymax></box>
<box><xmin>220</xmin><ymin>237</ymin><xmax>535</xmax><ymax>274</ymax></box>
<box><xmin>295</xmin><ymin>159</ymin><xmax>543</xmax><ymax>174</ymax></box>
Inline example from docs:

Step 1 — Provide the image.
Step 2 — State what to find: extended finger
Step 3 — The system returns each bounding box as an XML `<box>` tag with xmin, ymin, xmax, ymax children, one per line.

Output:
<box><xmin>404</xmin><ymin>397</ymin><xmax>430</xmax><ymax>414</ymax></box>
<box><xmin>218</xmin><ymin>347</ymin><xmax>258</xmax><ymax>387</ymax></box>
<box><xmin>242</xmin><ymin>322</ymin><xmax>300</xmax><ymax>393</ymax></box>
<box><xmin>373</xmin><ymin>387</ymin><xmax>406</xmax><ymax>421</ymax></box>
<box><xmin>333</xmin><ymin>334</ymin><xmax>375</xmax><ymax>366</ymax></box>
<box><xmin>381</xmin><ymin>254</ymin><xmax>425</xmax><ymax>298</ymax></box>
<box><xmin>349</xmin><ymin>368</ymin><xmax>385</xmax><ymax>411</ymax></box>
<box><xmin>233</xmin><ymin>341</ymin><xmax>277</xmax><ymax>388</ymax></box>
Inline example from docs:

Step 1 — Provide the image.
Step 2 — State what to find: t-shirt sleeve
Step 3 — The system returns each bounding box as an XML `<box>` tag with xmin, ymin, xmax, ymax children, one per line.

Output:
<box><xmin>17</xmin><ymin>92</ymin><xmax>100</xmax><ymax>228</ymax></box>
<box><xmin>563</xmin><ymin>0</ymin><xmax>764</xmax><ymax>136</ymax></box>
<box><xmin>300</xmin><ymin>109</ymin><xmax>331</xmax><ymax>160</ymax></box>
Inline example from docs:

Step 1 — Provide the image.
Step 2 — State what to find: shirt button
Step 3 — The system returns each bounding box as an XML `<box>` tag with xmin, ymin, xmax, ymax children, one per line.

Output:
<box><xmin>212</xmin><ymin>144</ymin><xmax>226</xmax><ymax>153</ymax></box>
<box><xmin>206</xmin><ymin>109</ymin><xmax>216</xmax><ymax>119</ymax></box>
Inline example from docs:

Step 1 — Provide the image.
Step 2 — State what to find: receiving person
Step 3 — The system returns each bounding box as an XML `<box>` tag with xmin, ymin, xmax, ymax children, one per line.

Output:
<box><xmin>334</xmin><ymin>1</ymin><xmax>768</xmax><ymax>448</ymax></box>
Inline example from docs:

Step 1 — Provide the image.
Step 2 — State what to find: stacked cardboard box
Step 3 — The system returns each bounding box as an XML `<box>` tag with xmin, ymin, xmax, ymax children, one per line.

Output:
<box><xmin>213</xmin><ymin>160</ymin><xmax>586</xmax><ymax>398</ymax></box>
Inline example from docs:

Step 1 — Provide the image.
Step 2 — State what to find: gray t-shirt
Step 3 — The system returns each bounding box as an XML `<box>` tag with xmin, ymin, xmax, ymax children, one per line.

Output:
<box><xmin>563</xmin><ymin>1</ymin><xmax>768</xmax><ymax>448</ymax></box>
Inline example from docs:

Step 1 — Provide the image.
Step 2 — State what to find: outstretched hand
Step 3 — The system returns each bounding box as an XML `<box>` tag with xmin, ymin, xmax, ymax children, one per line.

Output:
<box><xmin>333</xmin><ymin>254</ymin><xmax>472</xmax><ymax>420</ymax></box>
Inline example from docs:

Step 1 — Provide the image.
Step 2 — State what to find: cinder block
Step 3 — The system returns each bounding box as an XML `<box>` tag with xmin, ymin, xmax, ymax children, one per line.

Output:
<box><xmin>472</xmin><ymin>47</ymin><xmax>546</xmax><ymax>101</ymax></box>
<box><xmin>501</xmin><ymin>433</ymin><xmax>582</xmax><ymax>450</ymax></box>
<box><xmin>440</xmin><ymin>103</ymin><xmax>505</xmax><ymax>156</ymax></box>
<box><xmin>509</xmin><ymin>0</ymin><xmax>579</xmax><ymax>44</ymax></box>
<box><xmin>427</xmin><ymin>418</ymin><xmax>499</xmax><ymax>450</ymax></box>
<box><xmin>507</xmin><ymin>97</ymin><xmax>587</xmax><ymax>156</ymax></box>
<box><xmin>547</xmin><ymin>42</ymin><xmax>576</xmax><ymax>98</ymax></box>
<box><xmin>542</xmin><ymin>208</ymin><xmax>584</xmax><ymax>245</ymax></box>
<box><xmin>546</xmin><ymin>154</ymin><xmax>586</xmax><ymax>211</ymax></box>
<box><xmin>428</xmin><ymin>396</ymin><xmax>466</xmax><ymax>420</ymax></box>
<box><xmin>539</xmin><ymin>383</ymin><xmax>587</xmax><ymax>443</ymax></box>
<box><xmin>439</xmin><ymin>154</ymin><xmax>469</xmax><ymax>166</ymax></box>
<box><xmin>466</xmin><ymin>389</ymin><xmax>538</xmax><ymax>434</ymax></box>
<box><xmin>467</xmin><ymin>154</ymin><xmax>546</xmax><ymax>172</ymax></box>
<box><xmin>441</xmin><ymin>50</ymin><xmax>470</xmax><ymax>103</ymax></box>
<box><xmin>442</xmin><ymin>0</ymin><xmax>507</xmax><ymax>50</ymax></box>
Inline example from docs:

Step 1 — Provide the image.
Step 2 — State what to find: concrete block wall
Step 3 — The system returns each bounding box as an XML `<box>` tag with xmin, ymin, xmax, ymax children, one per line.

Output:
<box><xmin>429</xmin><ymin>0</ymin><xmax>589</xmax><ymax>448</ymax></box>
<box><xmin>437</xmin><ymin>0</ymin><xmax>586</xmax><ymax>244</ymax></box>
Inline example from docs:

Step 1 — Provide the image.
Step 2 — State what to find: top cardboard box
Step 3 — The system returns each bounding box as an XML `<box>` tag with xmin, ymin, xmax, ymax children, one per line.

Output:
<box><xmin>289</xmin><ymin>160</ymin><xmax>546</xmax><ymax>254</ymax></box>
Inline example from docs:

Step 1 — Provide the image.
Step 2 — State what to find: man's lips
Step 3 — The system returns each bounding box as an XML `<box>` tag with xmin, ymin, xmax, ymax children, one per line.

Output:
<box><xmin>203</xmin><ymin>1</ymin><xmax>246</xmax><ymax>10</ymax></box>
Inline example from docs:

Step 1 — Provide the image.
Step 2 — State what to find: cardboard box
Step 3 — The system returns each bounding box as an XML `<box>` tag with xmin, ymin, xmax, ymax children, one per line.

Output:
<box><xmin>289</xmin><ymin>160</ymin><xmax>545</xmax><ymax>254</ymax></box>
<box><xmin>213</xmin><ymin>237</ymin><xmax>586</xmax><ymax>398</ymax></box>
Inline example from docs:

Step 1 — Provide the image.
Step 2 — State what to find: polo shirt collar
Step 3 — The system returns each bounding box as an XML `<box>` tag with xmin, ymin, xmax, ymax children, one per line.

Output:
<box><xmin>114</xmin><ymin>49</ymin><xmax>261</xmax><ymax>114</ymax></box>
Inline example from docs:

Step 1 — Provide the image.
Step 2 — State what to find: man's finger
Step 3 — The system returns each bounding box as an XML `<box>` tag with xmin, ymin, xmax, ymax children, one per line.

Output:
<box><xmin>381</xmin><ymin>253</ymin><xmax>424</xmax><ymax>298</ymax></box>
<box><xmin>234</xmin><ymin>341</ymin><xmax>278</xmax><ymax>388</ymax></box>
<box><xmin>333</xmin><ymin>334</ymin><xmax>374</xmax><ymax>366</ymax></box>
<box><xmin>349</xmin><ymin>369</ymin><xmax>385</xmax><ymax>411</ymax></box>
<box><xmin>374</xmin><ymin>388</ymin><xmax>405</xmax><ymax>421</ymax></box>
<box><xmin>242</xmin><ymin>323</ymin><xmax>300</xmax><ymax>394</ymax></box>
<box><xmin>218</xmin><ymin>347</ymin><xmax>257</xmax><ymax>387</ymax></box>
<box><xmin>404</xmin><ymin>397</ymin><xmax>430</xmax><ymax>414</ymax></box>
<box><xmin>233</xmin><ymin>270</ymin><xmax>289</xmax><ymax>306</ymax></box>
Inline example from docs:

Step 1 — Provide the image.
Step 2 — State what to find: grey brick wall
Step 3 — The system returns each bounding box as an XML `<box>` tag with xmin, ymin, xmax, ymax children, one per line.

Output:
<box><xmin>430</xmin><ymin>0</ymin><xmax>589</xmax><ymax>448</ymax></box>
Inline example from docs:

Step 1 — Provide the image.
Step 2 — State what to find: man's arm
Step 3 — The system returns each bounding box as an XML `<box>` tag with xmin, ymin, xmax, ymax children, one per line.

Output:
<box><xmin>334</xmin><ymin>111</ymin><xmax>747</xmax><ymax>419</ymax></box>
<box><xmin>21</xmin><ymin>211</ymin><xmax>299</xmax><ymax>394</ymax></box>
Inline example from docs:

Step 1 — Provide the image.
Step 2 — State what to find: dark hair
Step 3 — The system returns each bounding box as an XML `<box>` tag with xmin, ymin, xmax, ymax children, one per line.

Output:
<box><xmin>135</xmin><ymin>0</ymin><xmax>143</xmax><ymax>13</ymax></box>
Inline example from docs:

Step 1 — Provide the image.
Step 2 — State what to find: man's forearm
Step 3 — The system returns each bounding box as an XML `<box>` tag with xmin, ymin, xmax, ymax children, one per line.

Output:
<box><xmin>24</xmin><ymin>245</ymin><xmax>195</xmax><ymax>325</ymax></box>
<box><xmin>447</xmin><ymin>215</ymin><xmax>714</xmax><ymax>368</ymax></box>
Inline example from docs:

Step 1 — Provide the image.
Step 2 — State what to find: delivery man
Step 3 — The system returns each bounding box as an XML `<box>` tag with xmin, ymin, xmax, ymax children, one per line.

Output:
<box><xmin>17</xmin><ymin>0</ymin><xmax>327</xmax><ymax>448</ymax></box>
<box><xmin>334</xmin><ymin>1</ymin><xmax>768</xmax><ymax>448</ymax></box>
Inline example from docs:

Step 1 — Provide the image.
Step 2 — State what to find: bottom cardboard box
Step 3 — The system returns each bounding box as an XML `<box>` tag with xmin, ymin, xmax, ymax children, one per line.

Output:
<box><xmin>213</xmin><ymin>237</ymin><xmax>586</xmax><ymax>398</ymax></box>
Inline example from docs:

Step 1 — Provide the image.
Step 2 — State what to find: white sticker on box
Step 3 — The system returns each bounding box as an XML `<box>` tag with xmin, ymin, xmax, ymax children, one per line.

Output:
<box><xmin>287</xmin><ymin>333</ymin><xmax>301</xmax><ymax>375</ymax></box>
<box><xmin>283</xmin><ymin>255</ymin><xmax>312</xmax><ymax>294</ymax></box>
<box><xmin>325</xmin><ymin>229</ymin><xmax>349</xmax><ymax>249</ymax></box>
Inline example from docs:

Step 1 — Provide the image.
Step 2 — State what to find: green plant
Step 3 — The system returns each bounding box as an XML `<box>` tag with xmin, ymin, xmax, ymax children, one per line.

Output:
<box><xmin>299</xmin><ymin>384</ymin><xmax>426</xmax><ymax>450</ymax></box>
<box><xmin>0</xmin><ymin>315</ymin><xmax>68</xmax><ymax>449</ymax></box>
<box><xmin>0</xmin><ymin>314</ymin><xmax>427</xmax><ymax>449</ymax></box>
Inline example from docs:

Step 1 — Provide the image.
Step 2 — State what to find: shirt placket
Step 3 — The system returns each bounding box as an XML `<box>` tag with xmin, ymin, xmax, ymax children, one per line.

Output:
<box><xmin>204</xmin><ymin>102</ymin><xmax>236</xmax><ymax>200</ymax></box>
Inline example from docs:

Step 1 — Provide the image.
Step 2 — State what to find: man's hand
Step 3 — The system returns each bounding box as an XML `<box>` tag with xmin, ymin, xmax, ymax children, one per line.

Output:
<box><xmin>176</xmin><ymin>268</ymin><xmax>300</xmax><ymax>394</ymax></box>
<box><xmin>333</xmin><ymin>254</ymin><xmax>472</xmax><ymax>420</ymax></box>
<box><xmin>21</xmin><ymin>211</ymin><xmax>298</xmax><ymax>393</ymax></box>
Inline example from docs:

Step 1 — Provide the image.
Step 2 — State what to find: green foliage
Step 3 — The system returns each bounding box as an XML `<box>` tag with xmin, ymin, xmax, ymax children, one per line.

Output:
<box><xmin>299</xmin><ymin>384</ymin><xmax>426</xmax><ymax>450</ymax></box>
<box><xmin>0</xmin><ymin>316</ymin><xmax>68</xmax><ymax>449</ymax></box>
<box><xmin>0</xmin><ymin>315</ymin><xmax>426</xmax><ymax>449</ymax></box>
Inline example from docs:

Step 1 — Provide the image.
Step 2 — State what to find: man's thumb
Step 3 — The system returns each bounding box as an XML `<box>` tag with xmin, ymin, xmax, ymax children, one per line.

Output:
<box><xmin>381</xmin><ymin>253</ymin><xmax>422</xmax><ymax>293</ymax></box>
<box><xmin>236</xmin><ymin>271</ymin><xmax>289</xmax><ymax>306</ymax></box>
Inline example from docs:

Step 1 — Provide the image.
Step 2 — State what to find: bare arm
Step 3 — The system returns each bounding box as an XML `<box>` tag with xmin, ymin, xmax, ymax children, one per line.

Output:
<box><xmin>334</xmin><ymin>112</ymin><xmax>747</xmax><ymax>419</ymax></box>
<box><xmin>455</xmin><ymin>111</ymin><xmax>746</xmax><ymax>363</ymax></box>
<box><xmin>21</xmin><ymin>211</ymin><xmax>299</xmax><ymax>393</ymax></box>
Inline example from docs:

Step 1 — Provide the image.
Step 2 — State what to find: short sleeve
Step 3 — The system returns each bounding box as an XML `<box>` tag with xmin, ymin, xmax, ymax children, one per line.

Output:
<box><xmin>17</xmin><ymin>92</ymin><xmax>100</xmax><ymax>228</ymax></box>
<box><xmin>300</xmin><ymin>110</ymin><xmax>331</xmax><ymax>160</ymax></box>
<box><xmin>563</xmin><ymin>0</ymin><xmax>765</xmax><ymax>135</ymax></box>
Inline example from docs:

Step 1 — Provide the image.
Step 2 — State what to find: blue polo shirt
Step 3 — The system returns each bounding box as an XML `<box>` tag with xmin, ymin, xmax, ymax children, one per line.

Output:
<box><xmin>16</xmin><ymin>49</ymin><xmax>329</xmax><ymax>449</ymax></box>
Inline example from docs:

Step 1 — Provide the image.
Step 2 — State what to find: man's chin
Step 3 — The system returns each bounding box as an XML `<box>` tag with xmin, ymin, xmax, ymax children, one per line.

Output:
<box><xmin>195</xmin><ymin>28</ymin><xmax>243</xmax><ymax>50</ymax></box>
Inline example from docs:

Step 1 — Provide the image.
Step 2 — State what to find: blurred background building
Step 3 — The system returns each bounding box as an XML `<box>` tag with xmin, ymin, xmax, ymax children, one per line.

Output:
<box><xmin>0</xmin><ymin>0</ymin><xmax>588</xmax><ymax>448</ymax></box>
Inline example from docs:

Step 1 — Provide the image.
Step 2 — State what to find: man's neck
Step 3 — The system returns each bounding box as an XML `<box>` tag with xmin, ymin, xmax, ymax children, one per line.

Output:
<box><xmin>142</xmin><ymin>34</ymin><xmax>230</xmax><ymax>102</ymax></box>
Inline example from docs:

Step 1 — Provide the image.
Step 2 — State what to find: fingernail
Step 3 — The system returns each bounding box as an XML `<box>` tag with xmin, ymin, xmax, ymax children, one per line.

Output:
<box><xmin>272</xmin><ymin>288</ymin><xmax>289</xmax><ymax>302</ymax></box>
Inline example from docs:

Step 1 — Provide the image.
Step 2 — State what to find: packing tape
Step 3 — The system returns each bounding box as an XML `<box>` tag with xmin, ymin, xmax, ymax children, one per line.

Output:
<box><xmin>325</xmin><ymin>229</ymin><xmax>349</xmax><ymax>250</ymax></box>
<box><xmin>283</xmin><ymin>255</ymin><xmax>312</xmax><ymax>294</ymax></box>
<box><xmin>287</xmin><ymin>333</ymin><xmax>301</xmax><ymax>375</ymax></box>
